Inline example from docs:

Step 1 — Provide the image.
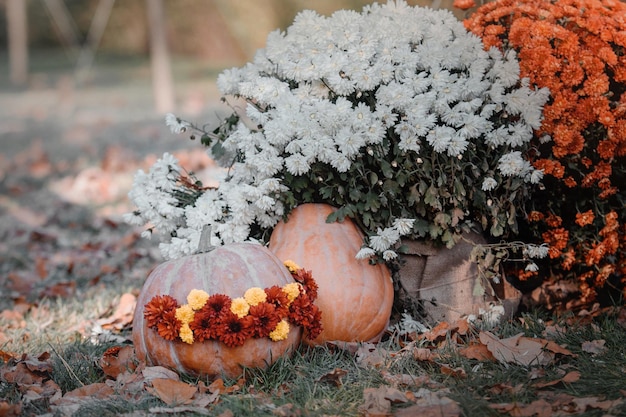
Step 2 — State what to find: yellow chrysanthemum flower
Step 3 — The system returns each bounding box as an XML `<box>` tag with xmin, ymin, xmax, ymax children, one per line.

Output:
<box><xmin>175</xmin><ymin>304</ymin><xmax>195</xmax><ymax>325</ymax></box>
<box><xmin>283</xmin><ymin>260</ymin><xmax>300</xmax><ymax>273</ymax></box>
<box><xmin>244</xmin><ymin>287</ymin><xmax>267</xmax><ymax>306</ymax></box>
<box><xmin>269</xmin><ymin>319</ymin><xmax>290</xmax><ymax>341</ymax></box>
<box><xmin>179</xmin><ymin>323</ymin><xmax>194</xmax><ymax>344</ymax></box>
<box><xmin>282</xmin><ymin>282</ymin><xmax>301</xmax><ymax>303</ymax></box>
<box><xmin>187</xmin><ymin>289</ymin><xmax>210</xmax><ymax>310</ymax></box>
<box><xmin>230</xmin><ymin>297</ymin><xmax>250</xmax><ymax>318</ymax></box>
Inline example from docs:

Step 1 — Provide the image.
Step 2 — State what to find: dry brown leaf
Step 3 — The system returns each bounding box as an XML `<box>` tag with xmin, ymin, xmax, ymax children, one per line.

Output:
<box><xmin>542</xmin><ymin>340</ymin><xmax>576</xmax><ymax>357</ymax></box>
<box><xmin>412</xmin><ymin>347</ymin><xmax>436</xmax><ymax>362</ymax></box>
<box><xmin>423</xmin><ymin>321</ymin><xmax>455</xmax><ymax>342</ymax></box>
<box><xmin>380</xmin><ymin>370</ymin><xmax>432</xmax><ymax>388</ymax></box>
<box><xmin>64</xmin><ymin>383</ymin><xmax>115</xmax><ymax>399</ymax></box>
<box><xmin>317</xmin><ymin>368</ymin><xmax>348</xmax><ymax>387</ymax></box>
<box><xmin>357</xmin><ymin>344</ymin><xmax>389</xmax><ymax>368</ymax></box>
<box><xmin>148</xmin><ymin>378</ymin><xmax>197</xmax><ymax>406</ymax></box>
<box><xmin>149</xmin><ymin>405</ymin><xmax>212</xmax><ymax>415</ymax></box>
<box><xmin>459</xmin><ymin>343</ymin><xmax>496</xmax><ymax>361</ymax></box>
<box><xmin>96</xmin><ymin>293</ymin><xmax>136</xmax><ymax>330</ymax></box>
<box><xmin>359</xmin><ymin>387</ymin><xmax>392</xmax><ymax>417</ymax></box>
<box><xmin>99</xmin><ymin>345</ymin><xmax>136</xmax><ymax>378</ymax></box>
<box><xmin>532</xmin><ymin>370</ymin><xmax>581</xmax><ymax>388</ymax></box>
<box><xmin>489</xmin><ymin>399</ymin><xmax>553</xmax><ymax>417</ymax></box>
<box><xmin>581</xmin><ymin>339</ymin><xmax>607</xmax><ymax>355</ymax></box>
<box><xmin>0</xmin><ymin>401</ymin><xmax>22</xmax><ymax>417</ymax></box>
<box><xmin>439</xmin><ymin>364</ymin><xmax>466</xmax><ymax>378</ymax></box>
<box><xmin>208</xmin><ymin>378</ymin><xmax>242</xmax><ymax>394</ymax></box>
<box><xmin>394</xmin><ymin>388</ymin><xmax>461</xmax><ymax>417</ymax></box>
<box><xmin>142</xmin><ymin>365</ymin><xmax>180</xmax><ymax>382</ymax></box>
<box><xmin>572</xmin><ymin>396</ymin><xmax>623</xmax><ymax>412</ymax></box>
<box><xmin>479</xmin><ymin>331</ymin><xmax>553</xmax><ymax>366</ymax></box>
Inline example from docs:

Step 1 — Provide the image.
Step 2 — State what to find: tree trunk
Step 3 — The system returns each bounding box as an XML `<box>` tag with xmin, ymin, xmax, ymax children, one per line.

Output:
<box><xmin>146</xmin><ymin>0</ymin><xmax>175</xmax><ymax>114</ymax></box>
<box><xmin>6</xmin><ymin>0</ymin><xmax>28</xmax><ymax>86</ymax></box>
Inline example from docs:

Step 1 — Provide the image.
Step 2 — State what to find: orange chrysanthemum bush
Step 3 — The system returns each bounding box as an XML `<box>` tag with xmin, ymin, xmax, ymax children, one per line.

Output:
<box><xmin>464</xmin><ymin>0</ymin><xmax>626</xmax><ymax>307</ymax></box>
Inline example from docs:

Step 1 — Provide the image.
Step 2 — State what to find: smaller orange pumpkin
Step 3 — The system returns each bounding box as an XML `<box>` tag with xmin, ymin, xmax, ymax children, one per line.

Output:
<box><xmin>269</xmin><ymin>203</ymin><xmax>394</xmax><ymax>345</ymax></box>
<box><xmin>132</xmin><ymin>243</ymin><xmax>302</xmax><ymax>378</ymax></box>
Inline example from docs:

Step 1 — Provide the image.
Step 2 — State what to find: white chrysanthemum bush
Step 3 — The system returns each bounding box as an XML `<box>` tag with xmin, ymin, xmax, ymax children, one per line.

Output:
<box><xmin>126</xmin><ymin>1</ymin><xmax>550</xmax><ymax>264</ymax></box>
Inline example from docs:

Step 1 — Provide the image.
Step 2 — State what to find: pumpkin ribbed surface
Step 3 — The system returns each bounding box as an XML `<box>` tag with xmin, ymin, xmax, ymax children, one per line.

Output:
<box><xmin>132</xmin><ymin>243</ymin><xmax>301</xmax><ymax>378</ymax></box>
<box><xmin>269</xmin><ymin>203</ymin><xmax>393</xmax><ymax>344</ymax></box>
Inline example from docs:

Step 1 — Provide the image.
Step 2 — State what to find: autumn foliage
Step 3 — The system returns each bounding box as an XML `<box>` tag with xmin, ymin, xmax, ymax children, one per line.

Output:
<box><xmin>464</xmin><ymin>0</ymin><xmax>626</xmax><ymax>306</ymax></box>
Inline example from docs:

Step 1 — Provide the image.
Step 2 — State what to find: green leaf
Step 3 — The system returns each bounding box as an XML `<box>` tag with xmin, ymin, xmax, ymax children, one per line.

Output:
<box><xmin>368</xmin><ymin>172</ymin><xmax>379</xmax><ymax>186</ymax></box>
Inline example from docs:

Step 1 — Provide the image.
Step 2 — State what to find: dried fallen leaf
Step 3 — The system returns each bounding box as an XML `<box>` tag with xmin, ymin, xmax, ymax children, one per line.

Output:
<box><xmin>63</xmin><ymin>383</ymin><xmax>115</xmax><ymax>399</ymax></box>
<box><xmin>0</xmin><ymin>401</ymin><xmax>22</xmax><ymax>417</ymax></box>
<box><xmin>380</xmin><ymin>370</ymin><xmax>432</xmax><ymax>388</ymax></box>
<box><xmin>479</xmin><ymin>331</ymin><xmax>553</xmax><ymax>366</ymax></box>
<box><xmin>357</xmin><ymin>344</ymin><xmax>389</xmax><ymax>368</ymax></box>
<box><xmin>533</xmin><ymin>370</ymin><xmax>581</xmax><ymax>388</ymax></box>
<box><xmin>148</xmin><ymin>378</ymin><xmax>197</xmax><ymax>406</ymax></box>
<box><xmin>394</xmin><ymin>388</ymin><xmax>461</xmax><ymax>417</ymax></box>
<box><xmin>96</xmin><ymin>292</ymin><xmax>136</xmax><ymax>331</ymax></box>
<box><xmin>423</xmin><ymin>321</ymin><xmax>455</xmax><ymax>343</ymax></box>
<box><xmin>359</xmin><ymin>387</ymin><xmax>392</xmax><ymax>417</ymax></box>
<box><xmin>458</xmin><ymin>343</ymin><xmax>496</xmax><ymax>361</ymax></box>
<box><xmin>208</xmin><ymin>378</ymin><xmax>242</xmax><ymax>394</ymax></box>
<box><xmin>317</xmin><ymin>368</ymin><xmax>348</xmax><ymax>387</ymax></box>
<box><xmin>489</xmin><ymin>399</ymin><xmax>553</xmax><ymax>417</ymax></box>
<box><xmin>581</xmin><ymin>339</ymin><xmax>608</xmax><ymax>355</ymax></box>
<box><xmin>142</xmin><ymin>365</ymin><xmax>180</xmax><ymax>382</ymax></box>
<box><xmin>439</xmin><ymin>364</ymin><xmax>466</xmax><ymax>379</ymax></box>
<box><xmin>99</xmin><ymin>345</ymin><xmax>136</xmax><ymax>378</ymax></box>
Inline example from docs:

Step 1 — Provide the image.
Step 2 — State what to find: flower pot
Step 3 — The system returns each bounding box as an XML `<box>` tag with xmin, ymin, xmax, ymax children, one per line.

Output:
<box><xmin>395</xmin><ymin>231</ymin><xmax>521</xmax><ymax>323</ymax></box>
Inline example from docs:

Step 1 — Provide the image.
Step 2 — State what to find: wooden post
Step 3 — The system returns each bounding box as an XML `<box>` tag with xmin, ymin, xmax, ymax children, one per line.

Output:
<box><xmin>146</xmin><ymin>0</ymin><xmax>175</xmax><ymax>114</ymax></box>
<box><xmin>6</xmin><ymin>0</ymin><xmax>28</xmax><ymax>86</ymax></box>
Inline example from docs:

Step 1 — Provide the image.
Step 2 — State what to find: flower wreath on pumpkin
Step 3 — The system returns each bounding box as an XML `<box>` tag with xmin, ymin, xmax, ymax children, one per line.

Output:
<box><xmin>143</xmin><ymin>260</ymin><xmax>322</xmax><ymax>347</ymax></box>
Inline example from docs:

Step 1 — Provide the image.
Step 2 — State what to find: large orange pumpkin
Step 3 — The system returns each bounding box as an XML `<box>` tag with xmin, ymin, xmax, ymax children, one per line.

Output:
<box><xmin>132</xmin><ymin>243</ymin><xmax>302</xmax><ymax>378</ymax></box>
<box><xmin>269</xmin><ymin>203</ymin><xmax>394</xmax><ymax>345</ymax></box>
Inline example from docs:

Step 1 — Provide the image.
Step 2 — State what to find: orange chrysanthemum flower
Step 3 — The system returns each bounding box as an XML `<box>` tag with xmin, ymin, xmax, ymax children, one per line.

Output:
<box><xmin>248</xmin><ymin>302</ymin><xmax>280</xmax><ymax>338</ymax></box>
<box><xmin>144</xmin><ymin>295</ymin><xmax>179</xmax><ymax>329</ymax></box>
<box><xmin>218</xmin><ymin>312</ymin><xmax>254</xmax><ymax>348</ymax></box>
<box><xmin>292</xmin><ymin>268</ymin><xmax>319</xmax><ymax>301</ymax></box>
<box><xmin>156</xmin><ymin>309</ymin><xmax>181</xmax><ymax>341</ymax></box>
<box><xmin>575</xmin><ymin>210</ymin><xmax>595</xmax><ymax>227</ymax></box>
<box><xmin>189</xmin><ymin>306</ymin><xmax>221</xmax><ymax>342</ymax></box>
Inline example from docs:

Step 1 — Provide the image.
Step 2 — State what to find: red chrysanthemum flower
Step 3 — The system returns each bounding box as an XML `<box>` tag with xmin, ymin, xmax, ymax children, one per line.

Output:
<box><xmin>248</xmin><ymin>302</ymin><xmax>280</xmax><ymax>338</ymax></box>
<box><xmin>204</xmin><ymin>293</ymin><xmax>232</xmax><ymax>317</ymax></box>
<box><xmin>156</xmin><ymin>308</ymin><xmax>181</xmax><ymax>341</ymax></box>
<box><xmin>265</xmin><ymin>285</ymin><xmax>290</xmax><ymax>316</ymax></box>
<box><xmin>292</xmin><ymin>269</ymin><xmax>319</xmax><ymax>301</ymax></box>
<box><xmin>144</xmin><ymin>295</ymin><xmax>179</xmax><ymax>329</ymax></box>
<box><xmin>288</xmin><ymin>293</ymin><xmax>323</xmax><ymax>338</ymax></box>
<box><xmin>189</xmin><ymin>306</ymin><xmax>222</xmax><ymax>342</ymax></box>
<box><xmin>217</xmin><ymin>312</ymin><xmax>254</xmax><ymax>347</ymax></box>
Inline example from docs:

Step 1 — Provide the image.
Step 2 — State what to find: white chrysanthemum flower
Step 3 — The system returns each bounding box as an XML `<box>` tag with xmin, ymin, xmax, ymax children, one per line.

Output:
<box><xmin>523</xmin><ymin>243</ymin><xmax>549</xmax><ymax>259</ymax></box>
<box><xmin>525</xmin><ymin>262</ymin><xmax>539</xmax><ymax>272</ymax></box>
<box><xmin>356</xmin><ymin>247</ymin><xmax>376</xmax><ymax>259</ymax></box>
<box><xmin>164</xmin><ymin>113</ymin><xmax>191</xmax><ymax>134</ymax></box>
<box><xmin>393</xmin><ymin>218</ymin><xmax>415</xmax><ymax>235</ymax></box>
<box><xmin>497</xmin><ymin>151</ymin><xmax>526</xmax><ymax>177</ymax></box>
<box><xmin>383</xmin><ymin>250</ymin><xmax>398</xmax><ymax>261</ymax></box>
<box><xmin>529</xmin><ymin>168</ymin><xmax>544</xmax><ymax>184</ymax></box>
<box><xmin>482</xmin><ymin>177</ymin><xmax>498</xmax><ymax>191</ymax></box>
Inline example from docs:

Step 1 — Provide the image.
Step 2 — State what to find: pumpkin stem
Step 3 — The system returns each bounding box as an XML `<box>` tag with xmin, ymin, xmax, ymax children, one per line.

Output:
<box><xmin>197</xmin><ymin>225</ymin><xmax>216</xmax><ymax>253</ymax></box>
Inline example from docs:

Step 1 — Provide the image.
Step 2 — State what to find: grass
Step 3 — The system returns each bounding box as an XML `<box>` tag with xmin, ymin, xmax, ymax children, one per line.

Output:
<box><xmin>2</xmin><ymin>295</ymin><xmax>626</xmax><ymax>416</ymax></box>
